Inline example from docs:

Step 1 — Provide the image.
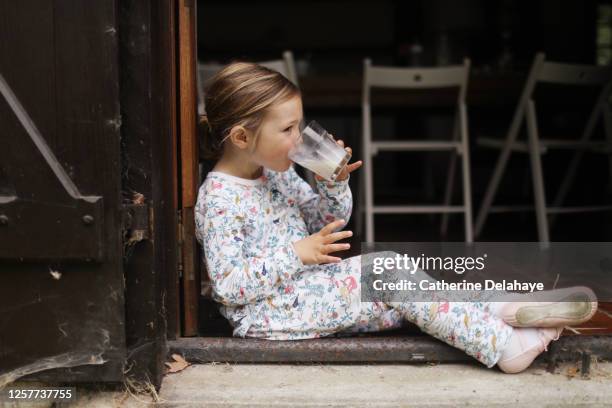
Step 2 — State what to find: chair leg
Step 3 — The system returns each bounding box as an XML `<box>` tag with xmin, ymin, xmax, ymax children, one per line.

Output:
<box><xmin>441</xmin><ymin>152</ymin><xmax>457</xmax><ymax>237</ymax></box>
<box><xmin>364</xmin><ymin>153</ymin><xmax>375</xmax><ymax>243</ymax></box>
<box><xmin>550</xmin><ymin>104</ymin><xmax>607</xmax><ymax>228</ymax></box>
<box><xmin>363</xmin><ymin>104</ymin><xmax>375</xmax><ymax>243</ymax></box>
<box><xmin>548</xmin><ymin>142</ymin><xmax>587</xmax><ymax>229</ymax></box>
<box><xmin>441</xmin><ymin>112</ymin><xmax>459</xmax><ymax>238</ymax></box>
<box><xmin>526</xmin><ymin>100</ymin><xmax>550</xmax><ymax>246</ymax></box>
<box><xmin>459</xmin><ymin>103</ymin><xmax>474</xmax><ymax>243</ymax></box>
<box><xmin>355</xmin><ymin>168</ymin><xmax>365</xmax><ymax>237</ymax></box>
<box><xmin>474</xmin><ymin>113</ymin><xmax>526</xmax><ymax>238</ymax></box>
<box><xmin>601</xmin><ymin>105</ymin><xmax>612</xmax><ymax>243</ymax></box>
<box><xmin>604</xmin><ymin>105</ymin><xmax>612</xmax><ymax>195</ymax></box>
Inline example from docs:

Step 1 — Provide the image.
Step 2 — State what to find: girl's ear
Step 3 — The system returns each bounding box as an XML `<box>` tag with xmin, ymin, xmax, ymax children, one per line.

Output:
<box><xmin>227</xmin><ymin>125</ymin><xmax>251</xmax><ymax>150</ymax></box>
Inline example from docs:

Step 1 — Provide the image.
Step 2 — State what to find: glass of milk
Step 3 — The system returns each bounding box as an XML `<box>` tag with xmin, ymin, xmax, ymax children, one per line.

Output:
<box><xmin>288</xmin><ymin>120</ymin><xmax>351</xmax><ymax>181</ymax></box>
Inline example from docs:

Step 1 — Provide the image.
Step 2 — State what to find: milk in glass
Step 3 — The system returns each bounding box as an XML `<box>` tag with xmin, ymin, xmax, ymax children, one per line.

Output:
<box><xmin>288</xmin><ymin>121</ymin><xmax>351</xmax><ymax>181</ymax></box>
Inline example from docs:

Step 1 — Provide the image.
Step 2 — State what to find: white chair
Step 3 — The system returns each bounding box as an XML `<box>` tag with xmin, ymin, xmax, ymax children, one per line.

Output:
<box><xmin>475</xmin><ymin>52</ymin><xmax>612</xmax><ymax>246</ymax></box>
<box><xmin>358</xmin><ymin>58</ymin><xmax>473</xmax><ymax>243</ymax></box>
<box><xmin>197</xmin><ymin>62</ymin><xmax>225</xmax><ymax>116</ymax></box>
<box><xmin>259</xmin><ymin>51</ymin><xmax>299</xmax><ymax>88</ymax></box>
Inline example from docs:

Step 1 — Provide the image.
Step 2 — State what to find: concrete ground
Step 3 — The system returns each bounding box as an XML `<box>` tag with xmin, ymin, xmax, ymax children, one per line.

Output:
<box><xmin>6</xmin><ymin>360</ymin><xmax>611</xmax><ymax>407</ymax></box>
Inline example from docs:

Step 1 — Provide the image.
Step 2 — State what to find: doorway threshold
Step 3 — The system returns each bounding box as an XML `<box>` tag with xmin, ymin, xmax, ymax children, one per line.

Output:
<box><xmin>168</xmin><ymin>335</ymin><xmax>612</xmax><ymax>374</ymax></box>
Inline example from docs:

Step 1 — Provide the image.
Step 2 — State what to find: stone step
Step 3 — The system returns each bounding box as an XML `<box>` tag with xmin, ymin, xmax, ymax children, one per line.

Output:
<box><xmin>157</xmin><ymin>361</ymin><xmax>612</xmax><ymax>407</ymax></box>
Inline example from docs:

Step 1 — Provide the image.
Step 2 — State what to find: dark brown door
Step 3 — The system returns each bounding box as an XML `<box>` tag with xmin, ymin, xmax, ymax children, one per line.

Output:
<box><xmin>0</xmin><ymin>1</ymin><xmax>125</xmax><ymax>383</ymax></box>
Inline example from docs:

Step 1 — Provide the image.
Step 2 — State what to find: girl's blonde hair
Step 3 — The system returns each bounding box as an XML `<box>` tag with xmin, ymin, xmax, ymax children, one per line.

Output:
<box><xmin>199</xmin><ymin>61</ymin><xmax>300</xmax><ymax>159</ymax></box>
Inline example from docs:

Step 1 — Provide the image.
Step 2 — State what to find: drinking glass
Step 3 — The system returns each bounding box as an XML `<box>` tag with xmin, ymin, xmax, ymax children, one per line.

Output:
<box><xmin>288</xmin><ymin>120</ymin><xmax>351</xmax><ymax>181</ymax></box>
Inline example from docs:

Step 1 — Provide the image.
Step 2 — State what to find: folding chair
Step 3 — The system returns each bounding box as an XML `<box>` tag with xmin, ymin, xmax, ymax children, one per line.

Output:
<box><xmin>475</xmin><ymin>52</ymin><xmax>612</xmax><ymax>245</ymax></box>
<box><xmin>259</xmin><ymin>50</ymin><xmax>299</xmax><ymax>88</ymax></box>
<box><xmin>197</xmin><ymin>62</ymin><xmax>225</xmax><ymax>116</ymax></box>
<box><xmin>358</xmin><ymin>58</ymin><xmax>473</xmax><ymax>243</ymax></box>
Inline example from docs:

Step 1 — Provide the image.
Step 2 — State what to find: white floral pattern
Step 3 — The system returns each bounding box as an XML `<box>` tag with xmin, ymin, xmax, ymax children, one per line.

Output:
<box><xmin>195</xmin><ymin>165</ymin><xmax>513</xmax><ymax>367</ymax></box>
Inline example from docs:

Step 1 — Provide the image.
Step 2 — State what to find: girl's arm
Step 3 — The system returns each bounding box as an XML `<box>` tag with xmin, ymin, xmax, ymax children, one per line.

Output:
<box><xmin>287</xmin><ymin>165</ymin><xmax>353</xmax><ymax>234</ymax></box>
<box><xmin>196</xmin><ymin>195</ymin><xmax>304</xmax><ymax>306</ymax></box>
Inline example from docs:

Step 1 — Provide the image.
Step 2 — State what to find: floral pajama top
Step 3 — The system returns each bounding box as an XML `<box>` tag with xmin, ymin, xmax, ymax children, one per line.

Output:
<box><xmin>195</xmin><ymin>165</ymin><xmax>358</xmax><ymax>339</ymax></box>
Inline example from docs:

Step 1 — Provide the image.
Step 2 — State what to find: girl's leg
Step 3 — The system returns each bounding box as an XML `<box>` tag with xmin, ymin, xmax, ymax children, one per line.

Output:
<box><xmin>347</xmin><ymin>251</ymin><xmax>593</xmax><ymax>372</ymax></box>
<box><xmin>245</xmin><ymin>257</ymin><xmax>367</xmax><ymax>340</ymax></box>
<box><xmin>340</xmin><ymin>301</ymin><xmax>403</xmax><ymax>334</ymax></box>
<box><xmin>359</xmin><ymin>251</ymin><xmax>515</xmax><ymax>367</ymax></box>
<box><xmin>342</xmin><ymin>296</ymin><xmax>561</xmax><ymax>374</ymax></box>
<box><xmin>497</xmin><ymin>326</ymin><xmax>562</xmax><ymax>373</ymax></box>
<box><xmin>389</xmin><ymin>300</ymin><xmax>514</xmax><ymax>368</ymax></box>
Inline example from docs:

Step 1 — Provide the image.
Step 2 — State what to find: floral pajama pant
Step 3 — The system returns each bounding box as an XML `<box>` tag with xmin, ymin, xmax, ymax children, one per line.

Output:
<box><xmin>245</xmin><ymin>251</ymin><xmax>514</xmax><ymax>368</ymax></box>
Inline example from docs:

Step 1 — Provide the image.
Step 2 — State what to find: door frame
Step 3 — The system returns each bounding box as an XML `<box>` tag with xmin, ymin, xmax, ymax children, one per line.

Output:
<box><xmin>118</xmin><ymin>0</ymin><xmax>180</xmax><ymax>387</ymax></box>
<box><xmin>177</xmin><ymin>0</ymin><xmax>201</xmax><ymax>338</ymax></box>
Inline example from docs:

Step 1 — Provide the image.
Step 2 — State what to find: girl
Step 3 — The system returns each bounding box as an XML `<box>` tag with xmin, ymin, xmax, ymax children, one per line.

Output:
<box><xmin>194</xmin><ymin>62</ymin><xmax>598</xmax><ymax>374</ymax></box>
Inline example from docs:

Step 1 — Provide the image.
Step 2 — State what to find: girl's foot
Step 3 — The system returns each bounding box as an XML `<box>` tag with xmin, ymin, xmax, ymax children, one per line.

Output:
<box><xmin>499</xmin><ymin>286</ymin><xmax>597</xmax><ymax>328</ymax></box>
<box><xmin>497</xmin><ymin>327</ymin><xmax>562</xmax><ymax>374</ymax></box>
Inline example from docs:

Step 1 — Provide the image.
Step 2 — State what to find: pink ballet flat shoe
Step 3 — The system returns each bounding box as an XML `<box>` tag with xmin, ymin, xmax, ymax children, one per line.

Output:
<box><xmin>497</xmin><ymin>327</ymin><xmax>562</xmax><ymax>374</ymax></box>
<box><xmin>500</xmin><ymin>286</ymin><xmax>598</xmax><ymax>328</ymax></box>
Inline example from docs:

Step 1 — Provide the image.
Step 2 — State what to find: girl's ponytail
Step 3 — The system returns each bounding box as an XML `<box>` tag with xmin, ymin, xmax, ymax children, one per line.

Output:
<box><xmin>198</xmin><ymin>114</ymin><xmax>222</xmax><ymax>160</ymax></box>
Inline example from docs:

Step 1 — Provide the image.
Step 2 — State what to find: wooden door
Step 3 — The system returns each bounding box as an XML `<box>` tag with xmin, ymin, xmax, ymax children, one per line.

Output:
<box><xmin>0</xmin><ymin>1</ymin><xmax>125</xmax><ymax>383</ymax></box>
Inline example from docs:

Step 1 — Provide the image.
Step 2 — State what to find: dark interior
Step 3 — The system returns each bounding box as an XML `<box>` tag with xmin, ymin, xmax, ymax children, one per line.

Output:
<box><xmin>195</xmin><ymin>0</ymin><xmax>612</xmax><ymax>336</ymax></box>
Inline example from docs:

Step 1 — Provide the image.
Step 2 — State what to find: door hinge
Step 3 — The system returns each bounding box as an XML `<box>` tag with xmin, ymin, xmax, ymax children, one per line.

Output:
<box><xmin>177</xmin><ymin>209</ymin><xmax>184</xmax><ymax>278</ymax></box>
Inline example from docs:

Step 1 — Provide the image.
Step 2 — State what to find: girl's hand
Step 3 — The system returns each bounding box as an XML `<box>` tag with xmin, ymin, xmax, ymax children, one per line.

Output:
<box><xmin>314</xmin><ymin>138</ymin><xmax>363</xmax><ymax>183</ymax></box>
<box><xmin>292</xmin><ymin>219</ymin><xmax>353</xmax><ymax>265</ymax></box>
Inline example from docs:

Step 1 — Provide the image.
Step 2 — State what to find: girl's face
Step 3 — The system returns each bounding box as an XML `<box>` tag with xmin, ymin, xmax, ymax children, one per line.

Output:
<box><xmin>250</xmin><ymin>95</ymin><xmax>303</xmax><ymax>172</ymax></box>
